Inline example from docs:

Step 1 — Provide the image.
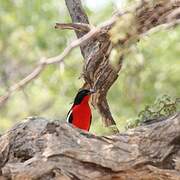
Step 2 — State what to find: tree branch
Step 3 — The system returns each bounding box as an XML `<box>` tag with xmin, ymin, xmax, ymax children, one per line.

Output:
<box><xmin>65</xmin><ymin>0</ymin><xmax>119</xmax><ymax>128</ymax></box>
<box><xmin>65</xmin><ymin>0</ymin><xmax>92</xmax><ymax>59</ymax></box>
<box><xmin>64</xmin><ymin>0</ymin><xmax>180</xmax><ymax>130</ymax></box>
<box><xmin>0</xmin><ymin>113</ymin><xmax>180</xmax><ymax>179</ymax></box>
<box><xmin>55</xmin><ymin>22</ymin><xmax>92</xmax><ymax>32</ymax></box>
<box><xmin>0</xmin><ymin>14</ymin><xmax>118</xmax><ymax>107</ymax></box>
<box><xmin>0</xmin><ymin>26</ymin><xmax>101</xmax><ymax>107</ymax></box>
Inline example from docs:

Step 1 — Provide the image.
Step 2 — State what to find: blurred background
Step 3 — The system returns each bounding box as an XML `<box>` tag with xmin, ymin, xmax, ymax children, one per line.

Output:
<box><xmin>0</xmin><ymin>0</ymin><xmax>179</xmax><ymax>134</ymax></box>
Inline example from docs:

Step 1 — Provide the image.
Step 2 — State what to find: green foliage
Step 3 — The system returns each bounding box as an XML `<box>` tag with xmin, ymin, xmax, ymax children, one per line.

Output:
<box><xmin>0</xmin><ymin>0</ymin><xmax>179</xmax><ymax>135</ymax></box>
<box><xmin>126</xmin><ymin>95</ymin><xmax>180</xmax><ymax>129</ymax></box>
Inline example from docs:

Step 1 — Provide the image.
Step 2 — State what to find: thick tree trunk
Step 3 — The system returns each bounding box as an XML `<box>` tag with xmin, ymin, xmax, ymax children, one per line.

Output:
<box><xmin>0</xmin><ymin>113</ymin><xmax>180</xmax><ymax>179</ymax></box>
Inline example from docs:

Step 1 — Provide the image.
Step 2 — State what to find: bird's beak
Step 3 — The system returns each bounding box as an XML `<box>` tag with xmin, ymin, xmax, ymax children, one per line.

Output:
<box><xmin>89</xmin><ymin>89</ymin><xmax>96</xmax><ymax>94</ymax></box>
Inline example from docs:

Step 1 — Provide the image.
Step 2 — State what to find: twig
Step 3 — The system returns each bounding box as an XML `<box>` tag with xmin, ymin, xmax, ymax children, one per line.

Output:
<box><xmin>0</xmin><ymin>26</ymin><xmax>103</xmax><ymax>107</ymax></box>
<box><xmin>55</xmin><ymin>23</ymin><xmax>92</xmax><ymax>32</ymax></box>
<box><xmin>142</xmin><ymin>19</ymin><xmax>180</xmax><ymax>37</ymax></box>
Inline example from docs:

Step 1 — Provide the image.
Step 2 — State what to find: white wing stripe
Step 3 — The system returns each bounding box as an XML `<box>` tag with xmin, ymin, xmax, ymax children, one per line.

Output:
<box><xmin>66</xmin><ymin>110</ymin><xmax>72</xmax><ymax>123</ymax></box>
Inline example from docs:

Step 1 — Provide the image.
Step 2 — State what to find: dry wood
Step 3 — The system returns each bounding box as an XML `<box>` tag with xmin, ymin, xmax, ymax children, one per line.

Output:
<box><xmin>0</xmin><ymin>113</ymin><xmax>179</xmax><ymax>179</ymax></box>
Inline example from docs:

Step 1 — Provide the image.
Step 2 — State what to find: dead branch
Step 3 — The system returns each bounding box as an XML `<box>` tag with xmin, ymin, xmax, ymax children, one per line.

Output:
<box><xmin>0</xmin><ymin>113</ymin><xmax>179</xmax><ymax>179</ymax></box>
<box><xmin>55</xmin><ymin>23</ymin><xmax>92</xmax><ymax>32</ymax></box>
<box><xmin>0</xmin><ymin>26</ymin><xmax>102</xmax><ymax>107</ymax></box>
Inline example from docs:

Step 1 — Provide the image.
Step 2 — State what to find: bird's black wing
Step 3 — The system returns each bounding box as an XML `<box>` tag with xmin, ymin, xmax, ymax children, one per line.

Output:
<box><xmin>66</xmin><ymin>109</ymin><xmax>73</xmax><ymax>124</ymax></box>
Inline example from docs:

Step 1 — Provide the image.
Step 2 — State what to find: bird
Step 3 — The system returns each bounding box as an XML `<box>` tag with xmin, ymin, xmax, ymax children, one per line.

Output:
<box><xmin>66</xmin><ymin>89</ymin><xmax>95</xmax><ymax>131</ymax></box>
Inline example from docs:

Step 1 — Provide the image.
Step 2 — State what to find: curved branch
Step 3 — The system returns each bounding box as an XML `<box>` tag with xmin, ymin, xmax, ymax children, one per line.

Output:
<box><xmin>0</xmin><ymin>27</ymin><xmax>101</xmax><ymax>107</ymax></box>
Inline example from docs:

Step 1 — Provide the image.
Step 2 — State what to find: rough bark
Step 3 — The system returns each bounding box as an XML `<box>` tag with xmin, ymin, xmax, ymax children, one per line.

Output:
<box><xmin>0</xmin><ymin>113</ymin><xmax>180</xmax><ymax>179</ymax></box>
<box><xmin>65</xmin><ymin>0</ymin><xmax>91</xmax><ymax>58</ymax></box>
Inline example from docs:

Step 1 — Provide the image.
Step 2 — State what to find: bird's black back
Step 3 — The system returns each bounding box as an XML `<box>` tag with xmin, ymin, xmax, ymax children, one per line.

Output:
<box><xmin>73</xmin><ymin>89</ymin><xmax>90</xmax><ymax>105</ymax></box>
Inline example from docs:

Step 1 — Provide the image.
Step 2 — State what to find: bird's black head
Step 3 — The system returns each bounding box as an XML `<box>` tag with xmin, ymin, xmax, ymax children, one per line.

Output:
<box><xmin>73</xmin><ymin>89</ymin><xmax>95</xmax><ymax>105</ymax></box>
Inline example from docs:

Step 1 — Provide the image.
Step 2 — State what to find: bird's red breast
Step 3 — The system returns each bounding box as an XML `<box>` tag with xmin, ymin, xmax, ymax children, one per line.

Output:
<box><xmin>67</xmin><ymin>95</ymin><xmax>92</xmax><ymax>131</ymax></box>
<box><xmin>72</xmin><ymin>101</ymin><xmax>91</xmax><ymax>130</ymax></box>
